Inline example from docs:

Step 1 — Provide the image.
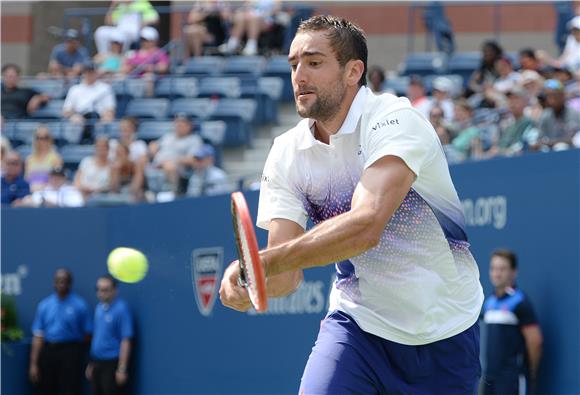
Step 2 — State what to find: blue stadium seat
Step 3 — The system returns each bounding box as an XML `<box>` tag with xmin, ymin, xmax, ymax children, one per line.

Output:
<box><xmin>111</xmin><ymin>78</ymin><xmax>148</xmax><ymax>98</ymax></box>
<box><xmin>60</xmin><ymin>144</ymin><xmax>94</xmax><ymax>172</ymax></box>
<box><xmin>169</xmin><ymin>98</ymin><xmax>212</xmax><ymax>120</ymax></box>
<box><xmin>199</xmin><ymin>121</ymin><xmax>226</xmax><ymax>168</ymax></box>
<box><xmin>94</xmin><ymin>121</ymin><xmax>122</xmax><ymax>140</ymax></box>
<box><xmin>125</xmin><ymin>98</ymin><xmax>170</xmax><ymax>119</ymax></box>
<box><xmin>21</xmin><ymin>78</ymin><xmax>67</xmax><ymax>99</ymax></box>
<box><xmin>29</xmin><ymin>100</ymin><xmax>65</xmax><ymax>119</ymax></box>
<box><xmin>209</xmin><ymin>98</ymin><xmax>257</xmax><ymax>147</ymax></box>
<box><xmin>154</xmin><ymin>77</ymin><xmax>198</xmax><ymax>99</ymax></box>
<box><xmin>383</xmin><ymin>76</ymin><xmax>410</xmax><ymax>96</ymax></box>
<box><xmin>400</xmin><ymin>52</ymin><xmax>447</xmax><ymax>76</ymax></box>
<box><xmin>15</xmin><ymin>145</ymin><xmax>33</xmax><ymax>159</ymax></box>
<box><xmin>183</xmin><ymin>56</ymin><xmax>224</xmax><ymax>76</ymax></box>
<box><xmin>264</xmin><ymin>55</ymin><xmax>293</xmax><ymax>101</ymax></box>
<box><xmin>11</xmin><ymin>121</ymin><xmax>62</xmax><ymax>146</ymax></box>
<box><xmin>222</xmin><ymin>56</ymin><xmax>265</xmax><ymax>76</ymax></box>
<box><xmin>447</xmin><ymin>52</ymin><xmax>481</xmax><ymax>82</ymax></box>
<box><xmin>138</xmin><ymin>120</ymin><xmax>174</xmax><ymax>142</ymax></box>
<box><xmin>197</xmin><ymin>77</ymin><xmax>241</xmax><ymax>98</ymax></box>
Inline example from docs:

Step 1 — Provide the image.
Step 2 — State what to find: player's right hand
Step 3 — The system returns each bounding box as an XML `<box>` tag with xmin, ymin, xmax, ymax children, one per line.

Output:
<box><xmin>219</xmin><ymin>260</ymin><xmax>252</xmax><ymax>312</ymax></box>
<box><xmin>85</xmin><ymin>364</ymin><xmax>93</xmax><ymax>381</ymax></box>
<box><xmin>29</xmin><ymin>364</ymin><xmax>40</xmax><ymax>383</ymax></box>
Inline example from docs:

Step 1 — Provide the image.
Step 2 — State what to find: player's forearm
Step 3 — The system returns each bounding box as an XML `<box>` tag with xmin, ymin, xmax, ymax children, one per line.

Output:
<box><xmin>117</xmin><ymin>339</ymin><xmax>131</xmax><ymax>371</ymax></box>
<box><xmin>263</xmin><ymin>208</ymin><xmax>380</xmax><ymax>277</ymax></box>
<box><xmin>526</xmin><ymin>341</ymin><xmax>542</xmax><ymax>379</ymax></box>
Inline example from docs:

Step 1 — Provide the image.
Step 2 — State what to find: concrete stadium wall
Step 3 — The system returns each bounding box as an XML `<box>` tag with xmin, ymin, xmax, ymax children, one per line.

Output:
<box><xmin>2</xmin><ymin>149</ymin><xmax>579</xmax><ymax>394</ymax></box>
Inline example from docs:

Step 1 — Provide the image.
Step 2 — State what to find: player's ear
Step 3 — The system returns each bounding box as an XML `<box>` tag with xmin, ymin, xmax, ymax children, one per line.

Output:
<box><xmin>345</xmin><ymin>59</ymin><xmax>364</xmax><ymax>87</ymax></box>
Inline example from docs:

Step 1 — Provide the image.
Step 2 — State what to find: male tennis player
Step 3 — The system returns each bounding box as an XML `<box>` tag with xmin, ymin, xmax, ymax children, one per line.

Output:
<box><xmin>220</xmin><ymin>15</ymin><xmax>484</xmax><ymax>394</ymax></box>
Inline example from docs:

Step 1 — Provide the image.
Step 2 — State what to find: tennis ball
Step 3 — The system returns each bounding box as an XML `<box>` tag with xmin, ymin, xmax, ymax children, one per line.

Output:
<box><xmin>107</xmin><ymin>247</ymin><xmax>148</xmax><ymax>283</ymax></box>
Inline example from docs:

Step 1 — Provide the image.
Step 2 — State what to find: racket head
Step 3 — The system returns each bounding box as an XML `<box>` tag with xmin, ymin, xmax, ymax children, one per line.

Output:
<box><xmin>231</xmin><ymin>191</ymin><xmax>268</xmax><ymax>312</ymax></box>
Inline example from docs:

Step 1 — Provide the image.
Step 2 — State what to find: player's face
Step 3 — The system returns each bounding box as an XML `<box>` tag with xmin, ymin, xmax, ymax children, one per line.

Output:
<box><xmin>54</xmin><ymin>270</ymin><xmax>71</xmax><ymax>296</ymax></box>
<box><xmin>288</xmin><ymin>31</ymin><xmax>347</xmax><ymax>122</ymax></box>
<box><xmin>489</xmin><ymin>256</ymin><xmax>515</xmax><ymax>289</ymax></box>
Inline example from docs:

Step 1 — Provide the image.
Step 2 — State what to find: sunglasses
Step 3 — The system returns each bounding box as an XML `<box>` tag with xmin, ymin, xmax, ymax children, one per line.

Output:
<box><xmin>35</xmin><ymin>135</ymin><xmax>50</xmax><ymax>140</ymax></box>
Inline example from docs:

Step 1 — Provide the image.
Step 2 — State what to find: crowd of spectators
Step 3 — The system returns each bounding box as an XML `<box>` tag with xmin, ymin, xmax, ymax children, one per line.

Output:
<box><xmin>1</xmin><ymin>1</ymin><xmax>579</xmax><ymax>208</ymax></box>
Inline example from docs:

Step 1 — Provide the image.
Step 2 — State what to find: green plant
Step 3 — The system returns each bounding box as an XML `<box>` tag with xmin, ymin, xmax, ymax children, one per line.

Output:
<box><xmin>1</xmin><ymin>294</ymin><xmax>24</xmax><ymax>342</ymax></box>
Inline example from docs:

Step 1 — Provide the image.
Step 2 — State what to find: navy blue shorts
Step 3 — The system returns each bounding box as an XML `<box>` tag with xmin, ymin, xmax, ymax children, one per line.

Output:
<box><xmin>299</xmin><ymin>310</ymin><xmax>481</xmax><ymax>395</ymax></box>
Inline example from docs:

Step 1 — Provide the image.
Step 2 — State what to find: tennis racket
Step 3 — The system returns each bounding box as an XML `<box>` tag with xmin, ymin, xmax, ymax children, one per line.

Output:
<box><xmin>231</xmin><ymin>191</ymin><xmax>268</xmax><ymax>312</ymax></box>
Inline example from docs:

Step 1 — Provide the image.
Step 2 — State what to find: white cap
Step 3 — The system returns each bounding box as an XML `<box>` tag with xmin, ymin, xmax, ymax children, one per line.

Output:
<box><xmin>432</xmin><ymin>77</ymin><xmax>453</xmax><ymax>93</ymax></box>
<box><xmin>110</xmin><ymin>29</ymin><xmax>125</xmax><ymax>44</ymax></box>
<box><xmin>569</xmin><ymin>16</ymin><xmax>580</xmax><ymax>31</ymax></box>
<box><xmin>140</xmin><ymin>26</ymin><xmax>159</xmax><ymax>41</ymax></box>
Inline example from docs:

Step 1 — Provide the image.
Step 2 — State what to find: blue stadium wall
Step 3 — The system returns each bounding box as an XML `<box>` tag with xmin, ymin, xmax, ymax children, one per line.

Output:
<box><xmin>2</xmin><ymin>150</ymin><xmax>579</xmax><ymax>395</ymax></box>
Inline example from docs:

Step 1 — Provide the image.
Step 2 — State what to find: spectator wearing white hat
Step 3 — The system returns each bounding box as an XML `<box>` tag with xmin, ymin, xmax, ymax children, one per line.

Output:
<box><xmin>94</xmin><ymin>0</ymin><xmax>159</xmax><ymax>54</ymax></box>
<box><xmin>430</xmin><ymin>76</ymin><xmax>455</xmax><ymax>123</ymax></box>
<box><xmin>537</xmin><ymin>16</ymin><xmax>580</xmax><ymax>75</ymax></box>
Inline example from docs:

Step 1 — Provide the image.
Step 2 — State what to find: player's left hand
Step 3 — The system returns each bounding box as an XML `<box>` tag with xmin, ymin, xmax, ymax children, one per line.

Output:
<box><xmin>219</xmin><ymin>260</ymin><xmax>252</xmax><ymax>312</ymax></box>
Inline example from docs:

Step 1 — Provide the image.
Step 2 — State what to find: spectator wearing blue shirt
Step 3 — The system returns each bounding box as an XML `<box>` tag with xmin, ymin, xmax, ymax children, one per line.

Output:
<box><xmin>86</xmin><ymin>275</ymin><xmax>133</xmax><ymax>395</ymax></box>
<box><xmin>1</xmin><ymin>151</ymin><xmax>30</xmax><ymax>206</ymax></box>
<box><xmin>481</xmin><ymin>249</ymin><xmax>543</xmax><ymax>395</ymax></box>
<box><xmin>29</xmin><ymin>269</ymin><xmax>92</xmax><ymax>395</ymax></box>
<box><xmin>48</xmin><ymin>29</ymin><xmax>90</xmax><ymax>78</ymax></box>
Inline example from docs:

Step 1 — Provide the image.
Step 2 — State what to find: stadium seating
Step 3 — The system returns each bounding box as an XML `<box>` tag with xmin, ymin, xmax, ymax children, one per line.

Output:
<box><xmin>222</xmin><ymin>56</ymin><xmax>265</xmax><ymax>76</ymax></box>
<box><xmin>264</xmin><ymin>55</ymin><xmax>293</xmax><ymax>101</ymax></box>
<box><xmin>169</xmin><ymin>98</ymin><xmax>213</xmax><ymax>120</ymax></box>
<box><xmin>209</xmin><ymin>98</ymin><xmax>257</xmax><ymax>147</ymax></box>
<box><xmin>138</xmin><ymin>120</ymin><xmax>174</xmax><ymax>142</ymax></box>
<box><xmin>197</xmin><ymin>77</ymin><xmax>241</xmax><ymax>98</ymax></box>
<box><xmin>30</xmin><ymin>100</ymin><xmax>65</xmax><ymax>119</ymax></box>
<box><xmin>21</xmin><ymin>78</ymin><xmax>68</xmax><ymax>99</ymax></box>
<box><xmin>154</xmin><ymin>77</ymin><xmax>198</xmax><ymax>99</ymax></box>
<box><xmin>182</xmin><ymin>56</ymin><xmax>224</xmax><ymax>76</ymax></box>
<box><xmin>60</xmin><ymin>144</ymin><xmax>95</xmax><ymax>171</ymax></box>
<box><xmin>125</xmin><ymin>98</ymin><xmax>170</xmax><ymax>119</ymax></box>
<box><xmin>400</xmin><ymin>52</ymin><xmax>448</xmax><ymax>76</ymax></box>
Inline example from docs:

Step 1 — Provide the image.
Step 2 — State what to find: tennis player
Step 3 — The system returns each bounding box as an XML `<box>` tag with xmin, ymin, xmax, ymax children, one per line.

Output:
<box><xmin>220</xmin><ymin>15</ymin><xmax>484</xmax><ymax>394</ymax></box>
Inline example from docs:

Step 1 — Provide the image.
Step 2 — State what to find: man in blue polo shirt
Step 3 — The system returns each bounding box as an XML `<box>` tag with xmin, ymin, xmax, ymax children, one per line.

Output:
<box><xmin>29</xmin><ymin>268</ymin><xmax>92</xmax><ymax>395</ymax></box>
<box><xmin>86</xmin><ymin>275</ymin><xmax>133</xmax><ymax>395</ymax></box>
<box><xmin>482</xmin><ymin>249</ymin><xmax>543</xmax><ymax>394</ymax></box>
<box><xmin>48</xmin><ymin>29</ymin><xmax>90</xmax><ymax>78</ymax></box>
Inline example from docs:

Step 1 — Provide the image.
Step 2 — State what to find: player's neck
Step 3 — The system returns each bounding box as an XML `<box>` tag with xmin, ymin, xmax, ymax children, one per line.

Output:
<box><xmin>313</xmin><ymin>89</ymin><xmax>358</xmax><ymax>144</ymax></box>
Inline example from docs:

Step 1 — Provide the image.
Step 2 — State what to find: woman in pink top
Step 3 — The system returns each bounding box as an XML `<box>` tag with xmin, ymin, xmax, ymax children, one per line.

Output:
<box><xmin>123</xmin><ymin>26</ymin><xmax>169</xmax><ymax>77</ymax></box>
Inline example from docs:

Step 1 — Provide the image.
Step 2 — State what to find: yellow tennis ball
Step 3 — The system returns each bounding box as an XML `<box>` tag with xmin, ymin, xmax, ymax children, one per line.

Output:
<box><xmin>107</xmin><ymin>247</ymin><xmax>148</xmax><ymax>283</ymax></box>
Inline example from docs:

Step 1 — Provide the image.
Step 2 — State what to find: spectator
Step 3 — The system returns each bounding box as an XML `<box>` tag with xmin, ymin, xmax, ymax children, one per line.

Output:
<box><xmin>468</xmin><ymin>40</ymin><xmax>503</xmax><ymax>95</ymax></box>
<box><xmin>430</xmin><ymin>76</ymin><xmax>455</xmax><ymax>122</ymax></box>
<box><xmin>19</xmin><ymin>167</ymin><xmax>84</xmax><ymax>208</ymax></box>
<box><xmin>493</xmin><ymin>56</ymin><xmax>521</xmax><ymax>95</ymax></box>
<box><xmin>86</xmin><ymin>275</ymin><xmax>133</xmax><ymax>395</ymax></box>
<box><xmin>537</xmin><ymin>16</ymin><xmax>580</xmax><ymax>75</ymax></box>
<box><xmin>109</xmin><ymin>116</ymin><xmax>148</xmax><ymax>166</ymax></box>
<box><xmin>25</xmin><ymin>126</ymin><xmax>64</xmax><ymax>192</ymax></box>
<box><xmin>485</xmin><ymin>87</ymin><xmax>539</xmax><ymax>158</ymax></box>
<box><xmin>1</xmin><ymin>63</ymin><xmax>50</xmax><ymax>120</ymax></box>
<box><xmin>429</xmin><ymin>106</ymin><xmax>451</xmax><ymax>145</ymax></box>
<box><xmin>520</xmin><ymin>70</ymin><xmax>545</xmax><ymax>121</ymax></box>
<box><xmin>74</xmin><ymin>137</ymin><xmax>113</xmax><ymax>201</ymax></box>
<box><xmin>367</xmin><ymin>65</ymin><xmax>386</xmax><ymax>94</ymax></box>
<box><xmin>449</xmin><ymin>99</ymin><xmax>480</xmax><ymax>160</ymax></box>
<box><xmin>407</xmin><ymin>75</ymin><xmax>431</xmax><ymax>118</ymax></box>
<box><xmin>536</xmin><ymin>79</ymin><xmax>580</xmax><ymax>150</ymax></box>
<box><xmin>110</xmin><ymin>143</ymin><xmax>145</xmax><ymax>201</ymax></box>
<box><xmin>185</xmin><ymin>144</ymin><xmax>230</xmax><ymax>197</ymax></box>
<box><xmin>63</xmin><ymin>64</ymin><xmax>116</xmax><ymax>140</ymax></box>
<box><xmin>48</xmin><ymin>29</ymin><xmax>91</xmax><ymax>78</ymax></box>
<box><xmin>147</xmin><ymin>114</ymin><xmax>203</xmax><ymax>194</ymax></box>
<box><xmin>1</xmin><ymin>134</ymin><xmax>12</xmax><ymax>172</ymax></box>
<box><xmin>1</xmin><ymin>151</ymin><xmax>30</xmax><ymax>206</ymax></box>
<box><xmin>123</xmin><ymin>27</ymin><xmax>169</xmax><ymax>76</ymax></box>
<box><xmin>183</xmin><ymin>0</ymin><xmax>229</xmax><ymax>58</ymax></box>
<box><xmin>95</xmin><ymin>0</ymin><xmax>159</xmax><ymax>55</ymax></box>
<box><xmin>518</xmin><ymin>47</ymin><xmax>541</xmax><ymax>72</ymax></box>
<box><xmin>481</xmin><ymin>249</ymin><xmax>543</xmax><ymax>395</ymax></box>
<box><xmin>219</xmin><ymin>0</ymin><xmax>285</xmax><ymax>56</ymax></box>
<box><xmin>29</xmin><ymin>269</ymin><xmax>92</xmax><ymax>395</ymax></box>
<box><xmin>94</xmin><ymin>30</ymin><xmax>126</xmax><ymax>77</ymax></box>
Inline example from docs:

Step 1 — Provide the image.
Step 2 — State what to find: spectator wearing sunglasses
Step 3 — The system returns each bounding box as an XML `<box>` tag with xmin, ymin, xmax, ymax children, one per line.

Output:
<box><xmin>25</xmin><ymin>126</ymin><xmax>63</xmax><ymax>192</ymax></box>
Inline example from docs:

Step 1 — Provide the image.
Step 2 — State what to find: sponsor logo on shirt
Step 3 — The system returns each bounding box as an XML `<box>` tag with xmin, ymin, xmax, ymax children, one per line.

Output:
<box><xmin>191</xmin><ymin>247</ymin><xmax>223</xmax><ymax>316</ymax></box>
<box><xmin>371</xmin><ymin>118</ymin><xmax>400</xmax><ymax>131</ymax></box>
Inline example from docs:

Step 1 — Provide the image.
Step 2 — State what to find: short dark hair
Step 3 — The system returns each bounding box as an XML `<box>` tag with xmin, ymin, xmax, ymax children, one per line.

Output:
<box><xmin>2</xmin><ymin>63</ymin><xmax>21</xmax><ymax>75</ymax></box>
<box><xmin>519</xmin><ymin>47</ymin><xmax>536</xmax><ymax>59</ymax></box>
<box><xmin>98</xmin><ymin>274</ymin><xmax>118</xmax><ymax>288</ymax></box>
<box><xmin>492</xmin><ymin>249</ymin><xmax>517</xmax><ymax>270</ymax></box>
<box><xmin>297</xmin><ymin>15</ymin><xmax>368</xmax><ymax>87</ymax></box>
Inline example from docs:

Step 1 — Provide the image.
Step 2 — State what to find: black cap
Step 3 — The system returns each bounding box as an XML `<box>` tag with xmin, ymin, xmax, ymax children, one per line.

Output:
<box><xmin>64</xmin><ymin>29</ymin><xmax>80</xmax><ymax>40</ymax></box>
<box><xmin>50</xmin><ymin>167</ymin><xmax>66</xmax><ymax>176</ymax></box>
<box><xmin>174</xmin><ymin>112</ymin><xmax>192</xmax><ymax>122</ymax></box>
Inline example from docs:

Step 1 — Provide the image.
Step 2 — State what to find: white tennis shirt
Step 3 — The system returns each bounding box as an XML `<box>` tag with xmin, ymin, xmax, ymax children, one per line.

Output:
<box><xmin>257</xmin><ymin>86</ymin><xmax>483</xmax><ymax>345</ymax></box>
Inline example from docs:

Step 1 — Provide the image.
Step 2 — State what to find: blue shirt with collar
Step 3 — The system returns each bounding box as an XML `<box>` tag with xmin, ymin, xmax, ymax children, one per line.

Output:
<box><xmin>31</xmin><ymin>292</ymin><xmax>92</xmax><ymax>343</ymax></box>
<box><xmin>90</xmin><ymin>297</ymin><xmax>133</xmax><ymax>360</ymax></box>
<box><xmin>50</xmin><ymin>43</ymin><xmax>90</xmax><ymax>68</ymax></box>
<box><xmin>1</xmin><ymin>175</ymin><xmax>30</xmax><ymax>205</ymax></box>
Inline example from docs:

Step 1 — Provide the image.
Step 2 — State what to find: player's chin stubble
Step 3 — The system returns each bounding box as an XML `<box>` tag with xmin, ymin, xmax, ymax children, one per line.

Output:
<box><xmin>296</xmin><ymin>81</ymin><xmax>347</xmax><ymax>122</ymax></box>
